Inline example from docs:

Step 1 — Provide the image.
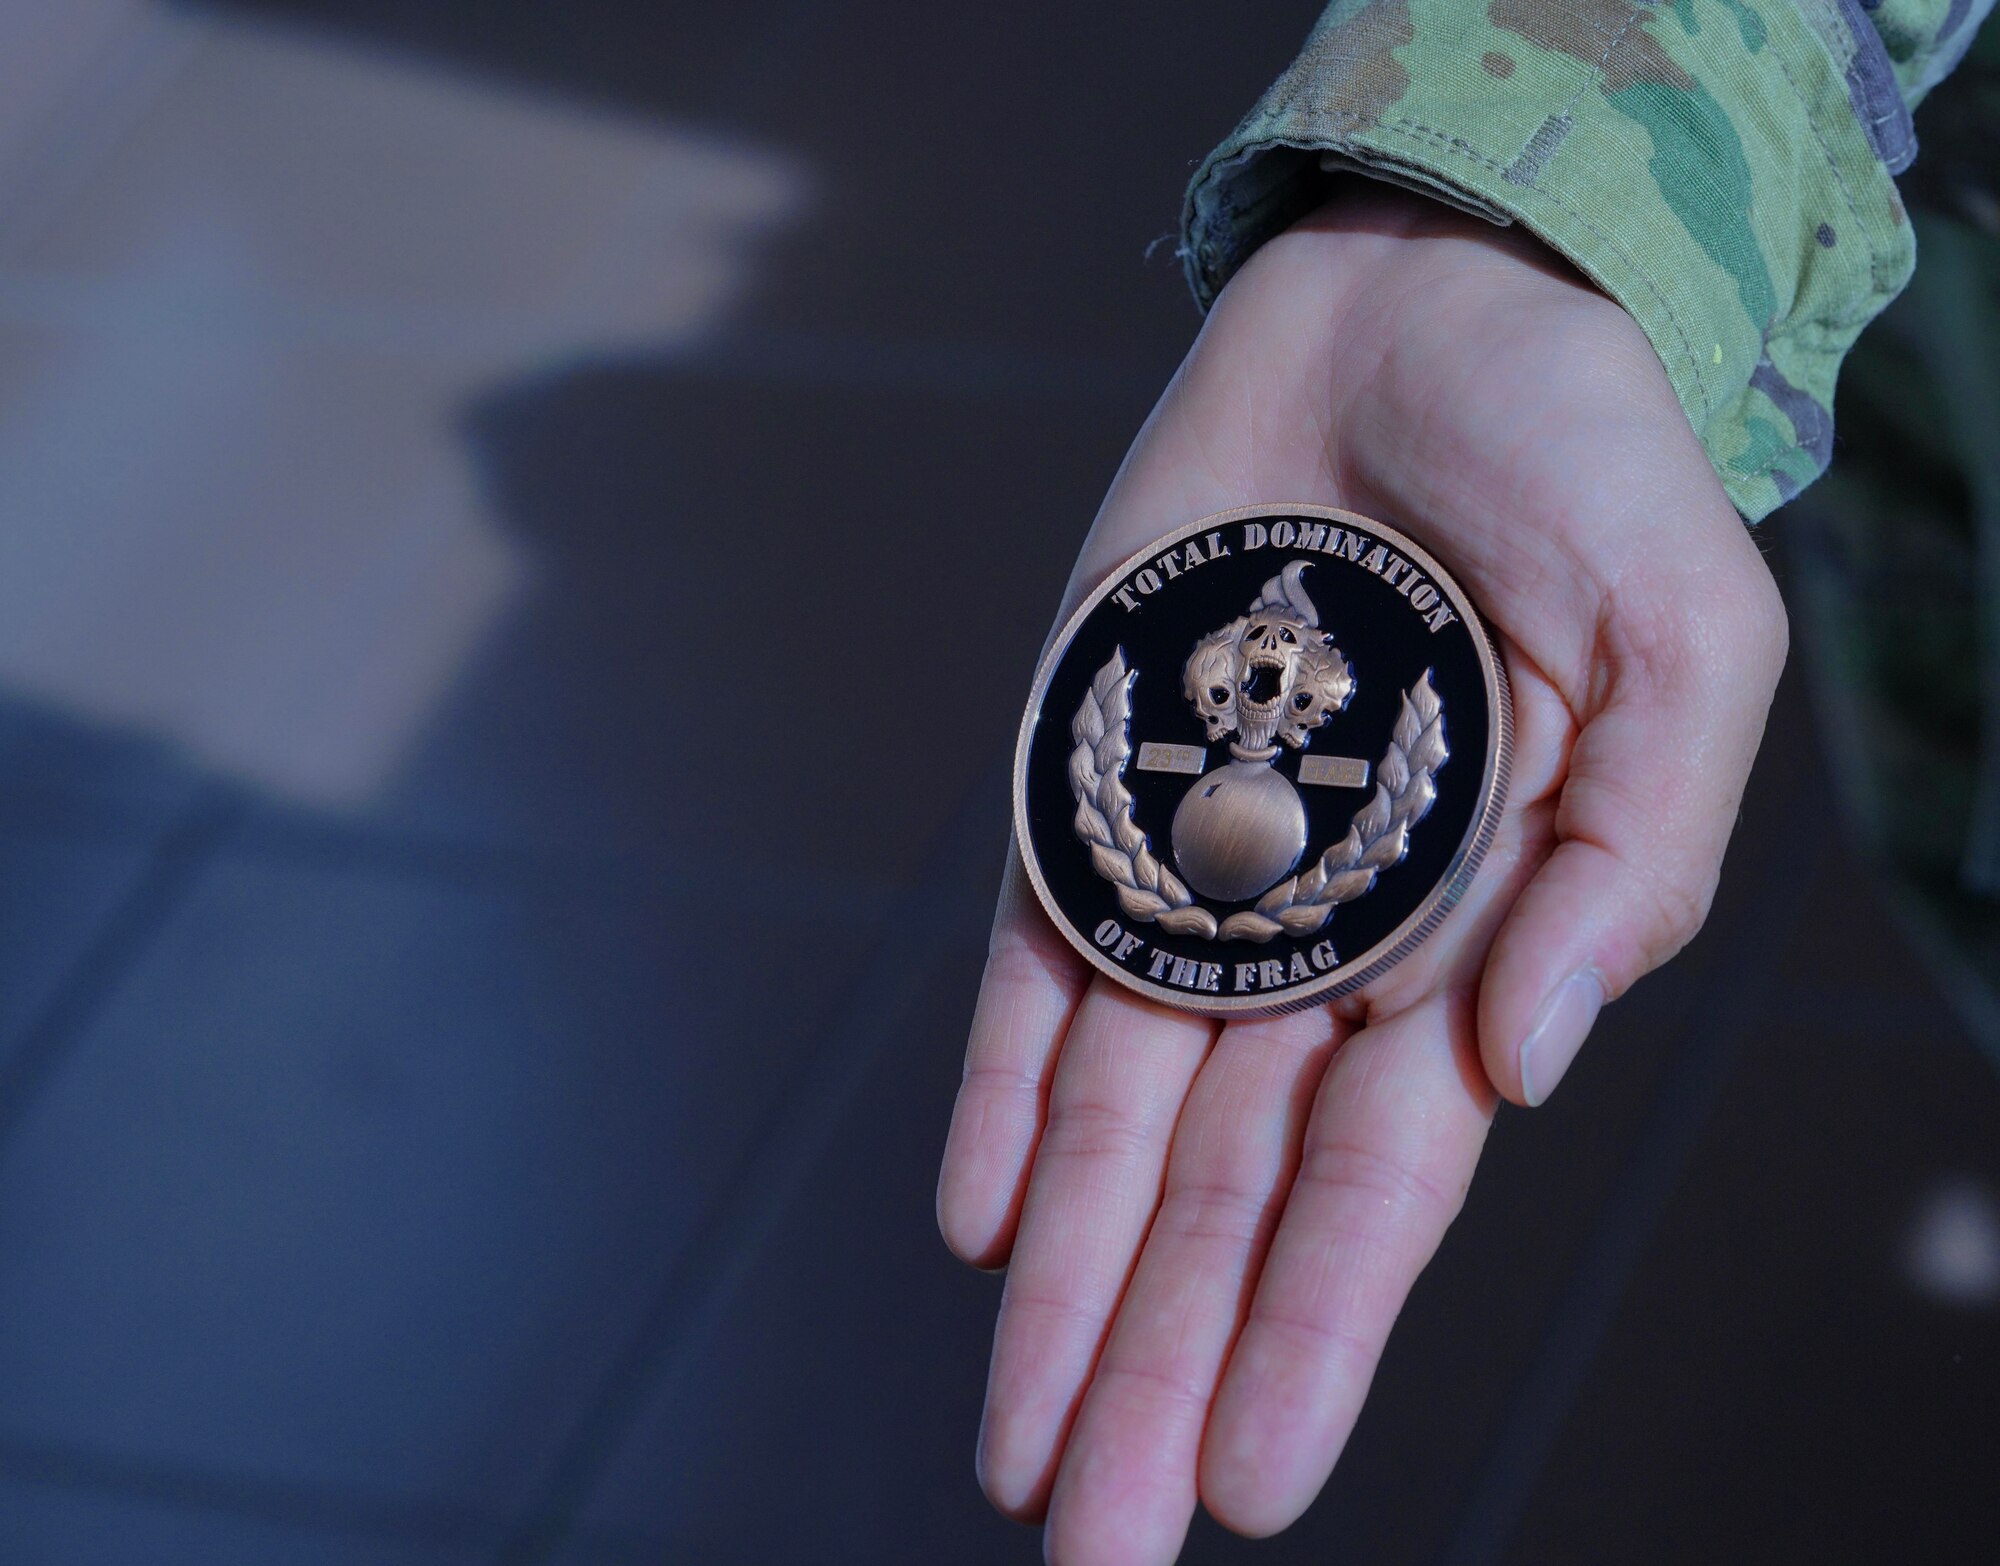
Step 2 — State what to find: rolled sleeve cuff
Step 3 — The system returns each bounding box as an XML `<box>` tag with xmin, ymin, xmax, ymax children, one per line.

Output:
<box><xmin>1182</xmin><ymin>0</ymin><xmax>1917</xmax><ymax>520</ymax></box>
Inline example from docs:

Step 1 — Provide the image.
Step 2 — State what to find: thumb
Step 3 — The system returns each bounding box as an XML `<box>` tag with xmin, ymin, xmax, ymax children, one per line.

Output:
<box><xmin>1478</xmin><ymin>551</ymin><xmax>1787</xmax><ymax>1107</ymax></box>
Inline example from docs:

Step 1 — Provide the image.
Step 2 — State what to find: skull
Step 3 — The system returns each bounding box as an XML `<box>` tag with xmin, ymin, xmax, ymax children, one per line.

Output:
<box><xmin>1233</xmin><ymin>613</ymin><xmax>1318</xmax><ymax>749</ymax></box>
<box><xmin>1184</xmin><ymin>628</ymin><xmax>1242</xmax><ymax>741</ymax></box>
<box><xmin>1274</xmin><ymin>636</ymin><xmax>1354</xmax><ymax>748</ymax></box>
<box><xmin>1181</xmin><ymin>562</ymin><xmax>1354</xmax><ymax>750</ymax></box>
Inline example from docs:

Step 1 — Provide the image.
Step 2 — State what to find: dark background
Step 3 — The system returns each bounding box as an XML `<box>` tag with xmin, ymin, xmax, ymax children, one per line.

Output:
<box><xmin>0</xmin><ymin>2</ymin><xmax>1993</xmax><ymax>1563</ymax></box>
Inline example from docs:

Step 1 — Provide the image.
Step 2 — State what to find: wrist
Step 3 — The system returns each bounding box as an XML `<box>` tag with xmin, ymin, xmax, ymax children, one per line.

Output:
<box><xmin>1221</xmin><ymin>188</ymin><xmax>1629</xmax><ymax>360</ymax></box>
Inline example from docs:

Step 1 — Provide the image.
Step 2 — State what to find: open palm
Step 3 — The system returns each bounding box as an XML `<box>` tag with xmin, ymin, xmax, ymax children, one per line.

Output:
<box><xmin>938</xmin><ymin>189</ymin><xmax>1786</xmax><ymax>1565</ymax></box>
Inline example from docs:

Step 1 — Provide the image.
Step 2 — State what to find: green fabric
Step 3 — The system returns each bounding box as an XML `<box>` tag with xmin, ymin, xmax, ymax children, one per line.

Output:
<box><xmin>1180</xmin><ymin>0</ymin><xmax>1992</xmax><ymax>520</ymax></box>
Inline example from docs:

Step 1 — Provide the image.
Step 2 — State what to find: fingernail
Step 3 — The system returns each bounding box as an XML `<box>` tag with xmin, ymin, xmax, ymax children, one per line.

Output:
<box><xmin>1518</xmin><ymin>969</ymin><xmax>1605</xmax><ymax>1107</ymax></box>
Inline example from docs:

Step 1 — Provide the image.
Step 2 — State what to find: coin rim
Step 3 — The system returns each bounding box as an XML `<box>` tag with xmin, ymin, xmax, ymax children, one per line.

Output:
<box><xmin>1012</xmin><ymin>503</ymin><xmax>1513</xmax><ymax>1019</ymax></box>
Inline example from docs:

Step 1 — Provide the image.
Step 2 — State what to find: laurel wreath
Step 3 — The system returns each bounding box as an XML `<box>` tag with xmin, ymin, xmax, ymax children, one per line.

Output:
<box><xmin>1068</xmin><ymin>649</ymin><xmax>1445</xmax><ymax>944</ymax></box>
<box><xmin>1068</xmin><ymin>650</ymin><xmax>1222</xmax><ymax>938</ymax></box>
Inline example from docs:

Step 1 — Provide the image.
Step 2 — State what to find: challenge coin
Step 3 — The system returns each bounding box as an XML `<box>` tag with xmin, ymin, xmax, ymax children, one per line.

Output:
<box><xmin>1014</xmin><ymin>504</ymin><xmax>1511</xmax><ymax>1017</ymax></box>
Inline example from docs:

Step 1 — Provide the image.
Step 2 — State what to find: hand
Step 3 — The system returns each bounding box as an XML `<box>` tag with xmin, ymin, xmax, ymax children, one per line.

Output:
<box><xmin>936</xmin><ymin>188</ymin><xmax>1787</xmax><ymax>1563</ymax></box>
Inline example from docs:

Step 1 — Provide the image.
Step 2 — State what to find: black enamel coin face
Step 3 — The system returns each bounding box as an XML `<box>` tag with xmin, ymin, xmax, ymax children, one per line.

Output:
<box><xmin>1014</xmin><ymin>505</ymin><xmax>1511</xmax><ymax>1017</ymax></box>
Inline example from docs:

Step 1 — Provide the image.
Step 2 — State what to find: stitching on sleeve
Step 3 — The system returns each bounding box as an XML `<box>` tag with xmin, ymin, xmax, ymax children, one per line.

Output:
<box><xmin>1742</xmin><ymin>27</ymin><xmax>1886</xmax><ymax>298</ymax></box>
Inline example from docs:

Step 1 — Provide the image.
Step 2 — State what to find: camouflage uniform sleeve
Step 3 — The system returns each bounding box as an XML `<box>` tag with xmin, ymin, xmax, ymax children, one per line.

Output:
<box><xmin>1182</xmin><ymin>0</ymin><xmax>1992</xmax><ymax>520</ymax></box>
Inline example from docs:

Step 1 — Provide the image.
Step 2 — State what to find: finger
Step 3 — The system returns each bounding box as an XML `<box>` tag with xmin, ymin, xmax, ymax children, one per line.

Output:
<box><xmin>940</xmin><ymin>322</ymin><xmax>1336</xmax><ymax>1275</ymax></box>
<box><xmin>1478</xmin><ymin>537</ymin><xmax>1788</xmax><ymax>1107</ymax></box>
<box><xmin>938</xmin><ymin>849</ymin><xmax>1089</xmax><ymax>1268</ymax></box>
<box><xmin>1042</xmin><ymin>1006</ymin><xmax>1346</xmax><ymax>1566</ymax></box>
<box><xmin>1201</xmin><ymin>989</ymin><xmax>1492</xmax><ymax>1537</ymax></box>
<box><xmin>977</xmin><ymin>981</ymin><xmax>1216</xmax><ymax>1519</ymax></box>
